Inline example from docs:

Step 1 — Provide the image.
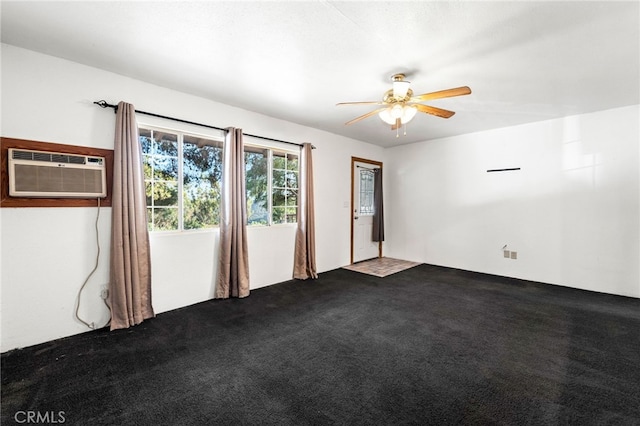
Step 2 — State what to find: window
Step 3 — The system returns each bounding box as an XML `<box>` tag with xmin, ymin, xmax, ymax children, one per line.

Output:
<box><xmin>245</xmin><ymin>146</ymin><xmax>268</xmax><ymax>225</ymax></box>
<box><xmin>140</xmin><ymin>127</ymin><xmax>223</xmax><ymax>231</ymax></box>
<box><xmin>140</xmin><ymin>127</ymin><xmax>297</xmax><ymax>230</ymax></box>
<box><xmin>245</xmin><ymin>145</ymin><xmax>299</xmax><ymax>226</ymax></box>
<box><xmin>359</xmin><ymin>169</ymin><xmax>375</xmax><ymax>215</ymax></box>
<box><xmin>272</xmin><ymin>151</ymin><xmax>299</xmax><ymax>224</ymax></box>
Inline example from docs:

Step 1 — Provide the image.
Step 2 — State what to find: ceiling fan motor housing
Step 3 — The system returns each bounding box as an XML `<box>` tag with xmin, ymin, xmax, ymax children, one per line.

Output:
<box><xmin>382</xmin><ymin>88</ymin><xmax>413</xmax><ymax>104</ymax></box>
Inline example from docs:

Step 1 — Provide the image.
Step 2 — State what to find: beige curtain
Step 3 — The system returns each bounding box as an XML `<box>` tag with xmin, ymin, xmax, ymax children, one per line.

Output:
<box><xmin>215</xmin><ymin>128</ymin><xmax>250</xmax><ymax>298</ymax></box>
<box><xmin>293</xmin><ymin>143</ymin><xmax>318</xmax><ymax>279</ymax></box>
<box><xmin>109</xmin><ymin>101</ymin><xmax>155</xmax><ymax>330</ymax></box>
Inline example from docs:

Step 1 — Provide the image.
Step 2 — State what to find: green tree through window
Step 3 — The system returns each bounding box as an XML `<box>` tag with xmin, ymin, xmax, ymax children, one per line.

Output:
<box><xmin>141</xmin><ymin>127</ymin><xmax>222</xmax><ymax>231</ymax></box>
<box><xmin>245</xmin><ymin>146</ymin><xmax>268</xmax><ymax>225</ymax></box>
<box><xmin>245</xmin><ymin>146</ymin><xmax>298</xmax><ymax>226</ymax></box>
<box><xmin>272</xmin><ymin>152</ymin><xmax>298</xmax><ymax>224</ymax></box>
<box><xmin>141</xmin><ymin>127</ymin><xmax>298</xmax><ymax>230</ymax></box>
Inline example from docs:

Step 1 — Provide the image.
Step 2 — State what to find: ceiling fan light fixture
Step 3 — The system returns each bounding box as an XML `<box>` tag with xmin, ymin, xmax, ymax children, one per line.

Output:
<box><xmin>378</xmin><ymin>108</ymin><xmax>396</xmax><ymax>125</ymax></box>
<box><xmin>401</xmin><ymin>105</ymin><xmax>418</xmax><ymax>124</ymax></box>
<box><xmin>390</xmin><ymin>104</ymin><xmax>404</xmax><ymax>119</ymax></box>
<box><xmin>378</xmin><ymin>104</ymin><xmax>417</xmax><ymax>126</ymax></box>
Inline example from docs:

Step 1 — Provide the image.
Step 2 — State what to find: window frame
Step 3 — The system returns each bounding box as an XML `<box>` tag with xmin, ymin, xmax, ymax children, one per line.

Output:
<box><xmin>138</xmin><ymin>125</ymin><xmax>300</xmax><ymax>231</ymax></box>
<box><xmin>139</xmin><ymin>123</ymin><xmax>225</xmax><ymax>233</ymax></box>
<box><xmin>358</xmin><ymin>168</ymin><xmax>375</xmax><ymax>217</ymax></box>
<box><xmin>243</xmin><ymin>139</ymin><xmax>300</xmax><ymax>227</ymax></box>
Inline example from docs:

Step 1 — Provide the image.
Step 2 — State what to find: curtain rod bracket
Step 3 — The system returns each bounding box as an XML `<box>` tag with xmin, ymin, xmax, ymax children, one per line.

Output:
<box><xmin>94</xmin><ymin>100</ymin><xmax>118</xmax><ymax>113</ymax></box>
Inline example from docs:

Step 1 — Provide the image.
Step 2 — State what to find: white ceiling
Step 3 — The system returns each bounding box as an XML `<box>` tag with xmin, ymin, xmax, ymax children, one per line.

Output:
<box><xmin>1</xmin><ymin>1</ymin><xmax>638</xmax><ymax>147</ymax></box>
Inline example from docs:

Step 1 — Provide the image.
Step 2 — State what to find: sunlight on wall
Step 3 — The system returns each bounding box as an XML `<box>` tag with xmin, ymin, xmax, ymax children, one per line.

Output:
<box><xmin>562</xmin><ymin>115</ymin><xmax>601</xmax><ymax>187</ymax></box>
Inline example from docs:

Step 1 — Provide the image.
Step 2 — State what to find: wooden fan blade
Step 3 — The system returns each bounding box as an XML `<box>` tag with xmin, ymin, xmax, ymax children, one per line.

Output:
<box><xmin>411</xmin><ymin>86</ymin><xmax>471</xmax><ymax>102</ymax></box>
<box><xmin>336</xmin><ymin>101</ymin><xmax>384</xmax><ymax>106</ymax></box>
<box><xmin>411</xmin><ymin>103</ymin><xmax>456</xmax><ymax>119</ymax></box>
<box><xmin>344</xmin><ymin>108</ymin><xmax>387</xmax><ymax>125</ymax></box>
<box><xmin>391</xmin><ymin>118</ymin><xmax>401</xmax><ymax>130</ymax></box>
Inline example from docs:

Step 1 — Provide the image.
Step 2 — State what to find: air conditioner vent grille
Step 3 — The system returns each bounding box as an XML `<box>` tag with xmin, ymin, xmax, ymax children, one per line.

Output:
<box><xmin>8</xmin><ymin>148</ymin><xmax>106</xmax><ymax>198</ymax></box>
<box><xmin>12</xmin><ymin>149</ymin><xmax>86</xmax><ymax>165</ymax></box>
<box><xmin>14</xmin><ymin>164</ymin><xmax>103</xmax><ymax>194</ymax></box>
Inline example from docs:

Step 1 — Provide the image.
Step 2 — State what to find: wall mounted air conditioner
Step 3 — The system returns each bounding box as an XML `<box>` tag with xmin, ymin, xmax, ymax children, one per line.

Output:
<box><xmin>8</xmin><ymin>148</ymin><xmax>107</xmax><ymax>198</ymax></box>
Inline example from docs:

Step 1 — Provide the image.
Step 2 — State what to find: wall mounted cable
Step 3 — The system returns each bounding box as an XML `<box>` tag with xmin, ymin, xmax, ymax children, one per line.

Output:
<box><xmin>74</xmin><ymin>198</ymin><xmax>109</xmax><ymax>329</ymax></box>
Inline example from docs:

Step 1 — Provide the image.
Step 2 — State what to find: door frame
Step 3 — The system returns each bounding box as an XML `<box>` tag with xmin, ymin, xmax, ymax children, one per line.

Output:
<box><xmin>350</xmin><ymin>156</ymin><xmax>383</xmax><ymax>264</ymax></box>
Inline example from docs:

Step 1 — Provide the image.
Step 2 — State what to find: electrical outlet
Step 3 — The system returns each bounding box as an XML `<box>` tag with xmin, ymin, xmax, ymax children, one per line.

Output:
<box><xmin>503</xmin><ymin>250</ymin><xmax>510</xmax><ymax>258</ymax></box>
<box><xmin>510</xmin><ymin>251</ymin><xmax>518</xmax><ymax>260</ymax></box>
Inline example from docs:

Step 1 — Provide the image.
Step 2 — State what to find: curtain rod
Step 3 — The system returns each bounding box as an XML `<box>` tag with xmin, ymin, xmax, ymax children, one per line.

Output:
<box><xmin>93</xmin><ymin>100</ymin><xmax>315</xmax><ymax>149</ymax></box>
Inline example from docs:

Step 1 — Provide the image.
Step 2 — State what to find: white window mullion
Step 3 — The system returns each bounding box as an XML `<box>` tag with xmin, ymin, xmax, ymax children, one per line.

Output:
<box><xmin>177</xmin><ymin>133</ymin><xmax>184</xmax><ymax>231</ymax></box>
<box><xmin>267</xmin><ymin>149</ymin><xmax>273</xmax><ymax>226</ymax></box>
<box><xmin>283</xmin><ymin>155</ymin><xmax>288</xmax><ymax>220</ymax></box>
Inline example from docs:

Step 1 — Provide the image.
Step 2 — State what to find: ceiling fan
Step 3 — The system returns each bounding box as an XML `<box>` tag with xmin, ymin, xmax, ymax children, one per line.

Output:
<box><xmin>337</xmin><ymin>73</ymin><xmax>471</xmax><ymax>137</ymax></box>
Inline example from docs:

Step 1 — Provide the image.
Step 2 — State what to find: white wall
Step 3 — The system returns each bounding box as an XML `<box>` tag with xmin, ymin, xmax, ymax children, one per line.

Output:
<box><xmin>385</xmin><ymin>105</ymin><xmax>640</xmax><ymax>298</ymax></box>
<box><xmin>0</xmin><ymin>44</ymin><xmax>385</xmax><ymax>352</ymax></box>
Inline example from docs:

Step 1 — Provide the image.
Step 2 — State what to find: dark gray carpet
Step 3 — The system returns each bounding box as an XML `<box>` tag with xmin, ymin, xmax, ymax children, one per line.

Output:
<box><xmin>2</xmin><ymin>264</ymin><xmax>640</xmax><ymax>425</ymax></box>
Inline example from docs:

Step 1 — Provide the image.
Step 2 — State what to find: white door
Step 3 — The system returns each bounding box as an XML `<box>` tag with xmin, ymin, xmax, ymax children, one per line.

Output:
<box><xmin>352</xmin><ymin>161</ymin><xmax>380</xmax><ymax>263</ymax></box>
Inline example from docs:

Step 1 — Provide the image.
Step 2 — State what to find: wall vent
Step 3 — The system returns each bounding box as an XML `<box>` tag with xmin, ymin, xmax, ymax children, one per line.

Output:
<box><xmin>8</xmin><ymin>148</ymin><xmax>107</xmax><ymax>198</ymax></box>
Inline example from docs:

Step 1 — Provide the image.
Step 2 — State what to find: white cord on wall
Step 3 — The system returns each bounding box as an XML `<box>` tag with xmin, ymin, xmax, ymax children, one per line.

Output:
<box><xmin>74</xmin><ymin>198</ymin><xmax>110</xmax><ymax>330</ymax></box>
